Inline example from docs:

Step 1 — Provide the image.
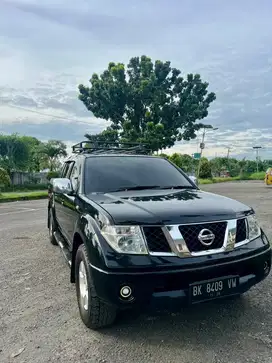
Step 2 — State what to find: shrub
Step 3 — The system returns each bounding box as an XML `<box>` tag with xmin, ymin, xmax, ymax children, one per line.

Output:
<box><xmin>0</xmin><ymin>167</ymin><xmax>11</xmax><ymax>188</ymax></box>
<box><xmin>199</xmin><ymin>160</ymin><xmax>212</xmax><ymax>179</ymax></box>
<box><xmin>249</xmin><ymin>172</ymin><xmax>265</xmax><ymax>180</ymax></box>
<box><xmin>46</xmin><ymin>170</ymin><xmax>60</xmax><ymax>180</ymax></box>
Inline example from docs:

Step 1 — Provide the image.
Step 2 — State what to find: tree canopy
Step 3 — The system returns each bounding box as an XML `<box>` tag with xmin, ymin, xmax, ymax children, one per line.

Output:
<box><xmin>0</xmin><ymin>134</ymin><xmax>31</xmax><ymax>174</ymax></box>
<box><xmin>38</xmin><ymin>140</ymin><xmax>67</xmax><ymax>171</ymax></box>
<box><xmin>0</xmin><ymin>134</ymin><xmax>67</xmax><ymax>173</ymax></box>
<box><xmin>78</xmin><ymin>55</ymin><xmax>216</xmax><ymax>152</ymax></box>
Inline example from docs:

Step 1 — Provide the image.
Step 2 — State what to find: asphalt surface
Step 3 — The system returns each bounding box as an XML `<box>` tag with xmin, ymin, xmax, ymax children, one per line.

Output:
<box><xmin>0</xmin><ymin>181</ymin><xmax>271</xmax><ymax>363</ymax></box>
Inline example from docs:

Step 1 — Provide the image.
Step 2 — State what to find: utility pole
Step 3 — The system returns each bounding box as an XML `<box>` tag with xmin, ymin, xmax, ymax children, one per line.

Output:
<box><xmin>226</xmin><ymin>147</ymin><xmax>231</xmax><ymax>172</ymax></box>
<box><xmin>226</xmin><ymin>147</ymin><xmax>231</xmax><ymax>159</ymax></box>
<box><xmin>197</xmin><ymin>126</ymin><xmax>218</xmax><ymax>178</ymax></box>
<box><xmin>253</xmin><ymin>146</ymin><xmax>262</xmax><ymax>173</ymax></box>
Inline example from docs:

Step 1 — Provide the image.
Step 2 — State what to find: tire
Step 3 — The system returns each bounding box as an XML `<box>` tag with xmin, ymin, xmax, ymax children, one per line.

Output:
<box><xmin>75</xmin><ymin>244</ymin><xmax>117</xmax><ymax>330</ymax></box>
<box><xmin>48</xmin><ymin>209</ymin><xmax>58</xmax><ymax>246</ymax></box>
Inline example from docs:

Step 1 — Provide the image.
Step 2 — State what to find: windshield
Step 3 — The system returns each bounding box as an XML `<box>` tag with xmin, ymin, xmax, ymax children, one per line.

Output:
<box><xmin>84</xmin><ymin>156</ymin><xmax>194</xmax><ymax>194</ymax></box>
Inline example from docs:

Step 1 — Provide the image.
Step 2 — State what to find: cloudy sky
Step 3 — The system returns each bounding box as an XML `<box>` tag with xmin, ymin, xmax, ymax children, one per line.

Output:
<box><xmin>0</xmin><ymin>0</ymin><xmax>272</xmax><ymax>159</ymax></box>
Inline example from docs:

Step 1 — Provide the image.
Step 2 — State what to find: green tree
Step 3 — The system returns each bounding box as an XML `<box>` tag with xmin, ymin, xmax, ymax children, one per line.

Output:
<box><xmin>199</xmin><ymin>158</ymin><xmax>212</xmax><ymax>179</ymax></box>
<box><xmin>244</xmin><ymin>160</ymin><xmax>258</xmax><ymax>174</ymax></box>
<box><xmin>78</xmin><ymin>55</ymin><xmax>216</xmax><ymax>152</ymax></box>
<box><xmin>169</xmin><ymin>153</ymin><xmax>195</xmax><ymax>173</ymax></box>
<box><xmin>39</xmin><ymin>140</ymin><xmax>67</xmax><ymax>171</ymax></box>
<box><xmin>210</xmin><ymin>157</ymin><xmax>224</xmax><ymax>176</ymax></box>
<box><xmin>20</xmin><ymin>136</ymin><xmax>45</xmax><ymax>172</ymax></box>
<box><xmin>263</xmin><ymin>159</ymin><xmax>272</xmax><ymax>171</ymax></box>
<box><xmin>158</xmin><ymin>153</ymin><xmax>170</xmax><ymax>160</ymax></box>
<box><xmin>0</xmin><ymin>134</ymin><xmax>31</xmax><ymax>174</ymax></box>
<box><xmin>210</xmin><ymin>157</ymin><xmax>241</xmax><ymax>177</ymax></box>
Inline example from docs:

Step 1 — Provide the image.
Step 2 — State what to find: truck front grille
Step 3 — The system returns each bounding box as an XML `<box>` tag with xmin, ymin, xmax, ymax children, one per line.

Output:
<box><xmin>235</xmin><ymin>218</ymin><xmax>247</xmax><ymax>243</ymax></box>
<box><xmin>143</xmin><ymin>226</ymin><xmax>172</xmax><ymax>253</ymax></box>
<box><xmin>142</xmin><ymin>218</ymin><xmax>250</xmax><ymax>257</ymax></box>
<box><xmin>178</xmin><ymin>222</ymin><xmax>227</xmax><ymax>252</ymax></box>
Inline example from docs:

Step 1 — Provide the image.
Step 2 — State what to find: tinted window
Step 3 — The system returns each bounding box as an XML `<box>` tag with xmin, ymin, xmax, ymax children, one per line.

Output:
<box><xmin>70</xmin><ymin>160</ymin><xmax>81</xmax><ymax>191</ymax></box>
<box><xmin>61</xmin><ymin>162</ymin><xmax>70</xmax><ymax>177</ymax></box>
<box><xmin>84</xmin><ymin>156</ymin><xmax>193</xmax><ymax>193</ymax></box>
<box><xmin>62</xmin><ymin>161</ymin><xmax>74</xmax><ymax>178</ymax></box>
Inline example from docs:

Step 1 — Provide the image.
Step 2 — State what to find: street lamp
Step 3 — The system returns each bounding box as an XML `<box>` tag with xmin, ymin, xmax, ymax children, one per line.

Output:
<box><xmin>197</xmin><ymin>126</ymin><xmax>218</xmax><ymax>178</ymax></box>
<box><xmin>253</xmin><ymin>146</ymin><xmax>262</xmax><ymax>173</ymax></box>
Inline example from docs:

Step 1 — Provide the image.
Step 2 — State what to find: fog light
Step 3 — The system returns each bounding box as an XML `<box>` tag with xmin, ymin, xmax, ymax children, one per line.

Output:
<box><xmin>120</xmin><ymin>286</ymin><xmax>132</xmax><ymax>299</ymax></box>
<box><xmin>264</xmin><ymin>261</ymin><xmax>270</xmax><ymax>275</ymax></box>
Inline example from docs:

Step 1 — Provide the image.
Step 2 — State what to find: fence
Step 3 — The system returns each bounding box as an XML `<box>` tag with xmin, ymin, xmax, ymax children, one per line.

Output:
<box><xmin>10</xmin><ymin>172</ymin><xmax>48</xmax><ymax>186</ymax></box>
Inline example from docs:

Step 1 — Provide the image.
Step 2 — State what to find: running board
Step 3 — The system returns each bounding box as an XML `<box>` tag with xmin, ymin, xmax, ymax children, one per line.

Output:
<box><xmin>53</xmin><ymin>231</ymin><xmax>72</xmax><ymax>267</ymax></box>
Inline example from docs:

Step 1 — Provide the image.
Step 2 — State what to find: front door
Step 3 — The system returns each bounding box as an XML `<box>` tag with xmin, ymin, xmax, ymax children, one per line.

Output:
<box><xmin>54</xmin><ymin>162</ymin><xmax>73</xmax><ymax>238</ymax></box>
<box><xmin>60</xmin><ymin>159</ymin><xmax>82</xmax><ymax>245</ymax></box>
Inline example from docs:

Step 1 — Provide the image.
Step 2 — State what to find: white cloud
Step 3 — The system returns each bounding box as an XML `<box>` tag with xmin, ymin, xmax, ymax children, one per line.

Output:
<box><xmin>1</xmin><ymin>0</ymin><xmax>272</xmax><ymax>158</ymax></box>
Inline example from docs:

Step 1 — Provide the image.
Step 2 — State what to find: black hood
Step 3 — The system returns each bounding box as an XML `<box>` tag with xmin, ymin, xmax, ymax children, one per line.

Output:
<box><xmin>87</xmin><ymin>188</ymin><xmax>252</xmax><ymax>225</ymax></box>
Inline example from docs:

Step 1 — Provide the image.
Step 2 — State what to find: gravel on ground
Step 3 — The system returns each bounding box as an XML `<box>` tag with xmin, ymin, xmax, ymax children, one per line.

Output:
<box><xmin>0</xmin><ymin>182</ymin><xmax>271</xmax><ymax>363</ymax></box>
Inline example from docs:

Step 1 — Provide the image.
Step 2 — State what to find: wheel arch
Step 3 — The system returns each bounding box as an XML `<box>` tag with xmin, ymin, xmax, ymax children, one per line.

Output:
<box><xmin>70</xmin><ymin>231</ymin><xmax>85</xmax><ymax>283</ymax></box>
<box><xmin>71</xmin><ymin>215</ymin><xmax>108</xmax><ymax>283</ymax></box>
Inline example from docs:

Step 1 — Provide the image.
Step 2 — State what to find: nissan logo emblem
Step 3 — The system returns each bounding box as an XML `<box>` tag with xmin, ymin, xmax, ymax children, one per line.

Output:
<box><xmin>198</xmin><ymin>228</ymin><xmax>215</xmax><ymax>246</ymax></box>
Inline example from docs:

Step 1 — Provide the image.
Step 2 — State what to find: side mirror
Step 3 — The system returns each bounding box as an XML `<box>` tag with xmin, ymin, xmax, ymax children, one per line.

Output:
<box><xmin>52</xmin><ymin>178</ymin><xmax>74</xmax><ymax>195</ymax></box>
<box><xmin>188</xmin><ymin>175</ymin><xmax>198</xmax><ymax>186</ymax></box>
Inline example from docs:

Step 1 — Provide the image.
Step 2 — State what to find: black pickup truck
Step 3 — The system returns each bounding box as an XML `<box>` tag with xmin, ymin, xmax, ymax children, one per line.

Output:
<box><xmin>48</xmin><ymin>141</ymin><xmax>271</xmax><ymax>330</ymax></box>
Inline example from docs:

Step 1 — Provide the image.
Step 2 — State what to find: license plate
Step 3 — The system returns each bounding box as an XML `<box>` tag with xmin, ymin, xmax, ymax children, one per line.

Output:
<box><xmin>189</xmin><ymin>275</ymin><xmax>239</xmax><ymax>303</ymax></box>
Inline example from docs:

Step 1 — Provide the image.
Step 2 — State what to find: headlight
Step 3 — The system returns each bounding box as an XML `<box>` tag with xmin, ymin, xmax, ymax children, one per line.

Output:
<box><xmin>101</xmin><ymin>225</ymin><xmax>148</xmax><ymax>254</ymax></box>
<box><xmin>247</xmin><ymin>214</ymin><xmax>261</xmax><ymax>241</ymax></box>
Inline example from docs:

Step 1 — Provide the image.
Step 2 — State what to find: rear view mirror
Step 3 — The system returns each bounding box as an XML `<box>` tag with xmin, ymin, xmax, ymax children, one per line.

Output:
<box><xmin>52</xmin><ymin>178</ymin><xmax>74</xmax><ymax>195</ymax></box>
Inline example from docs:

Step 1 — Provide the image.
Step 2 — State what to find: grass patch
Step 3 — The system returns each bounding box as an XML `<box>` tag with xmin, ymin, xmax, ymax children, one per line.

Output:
<box><xmin>199</xmin><ymin>173</ymin><xmax>265</xmax><ymax>185</ymax></box>
<box><xmin>248</xmin><ymin>172</ymin><xmax>265</xmax><ymax>180</ymax></box>
<box><xmin>1</xmin><ymin>183</ymin><xmax>48</xmax><ymax>192</ymax></box>
<box><xmin>199</xmin><ymin>177</ymin><xmax>239</xmax><ymax>184</ymax></box>
<box><xmin>0</xmin><ymin>190</ymin><xmax>47</xmax><ymax>203</ymax></box>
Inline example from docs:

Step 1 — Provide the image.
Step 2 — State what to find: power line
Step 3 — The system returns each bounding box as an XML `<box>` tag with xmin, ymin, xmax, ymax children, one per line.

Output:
<box><xmin>2</xmin><ymin>104</ymin><xmax>93</xmax><ymax>125</ymax></box>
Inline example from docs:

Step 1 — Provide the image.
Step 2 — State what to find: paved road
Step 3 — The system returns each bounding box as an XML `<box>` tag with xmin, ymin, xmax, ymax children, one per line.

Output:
<box><xmin>0</xmin><ymin>182</ymin><xmax>271</xmax><ymax>363</ymax></box>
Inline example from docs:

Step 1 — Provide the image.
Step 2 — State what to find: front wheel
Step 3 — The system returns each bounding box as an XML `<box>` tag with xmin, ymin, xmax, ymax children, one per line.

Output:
<box><xmin>75</xmin><ymin>245</ymin><xmax>117</xmax><ymax>329</ymax></box>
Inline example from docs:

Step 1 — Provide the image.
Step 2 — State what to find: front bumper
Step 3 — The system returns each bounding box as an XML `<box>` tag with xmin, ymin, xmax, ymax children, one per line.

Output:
<box><xmin>90</xmin><ymin>242</ymin><xmax>272</xmax><ymax>310</ymax></box>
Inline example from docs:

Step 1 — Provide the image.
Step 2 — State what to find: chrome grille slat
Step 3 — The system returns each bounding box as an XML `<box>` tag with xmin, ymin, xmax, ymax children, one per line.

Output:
<box><xmin>142</xmin><ymin>218</ymin><xmax>250</xmax><ymax>258</ymax></box>
<box><xmin>178</xmin><ymin>221</ymin><xmax>227</xmax><ymax>252</ymax></box>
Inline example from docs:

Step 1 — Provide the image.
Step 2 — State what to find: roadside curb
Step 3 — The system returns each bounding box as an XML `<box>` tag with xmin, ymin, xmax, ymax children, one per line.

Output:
<box><xmin>0</xmin><ymin>195</ymin><xmax>47</xmax><ymax>203</ymax></box>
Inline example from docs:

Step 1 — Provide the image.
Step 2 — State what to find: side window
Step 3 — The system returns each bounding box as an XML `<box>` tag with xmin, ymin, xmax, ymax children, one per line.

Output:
<box><xmin>61</xmin><ymin>162</ymin><xmax>70</xmax><ymax>177</ymax></box>
<box><xmin>70</xmin><ymin>160</ymin><xmax>81</xmax><ymax>191</ymax></box>
<box><xmin>66</xmin><ymin>162</ymin><xmax>75</xmax><ymax>178</ymax></box>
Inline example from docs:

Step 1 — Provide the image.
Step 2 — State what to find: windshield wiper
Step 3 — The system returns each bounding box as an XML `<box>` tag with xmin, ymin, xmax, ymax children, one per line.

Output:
<box><xmin>158</xmin><ymin>185</ymin><xmax>196</xmax><ymax>190</ymax></box>
<box><xmin>109</xmin><ymin>185</ymin><xmax>196</xmax><ymax>192</ymax></box>
<box><xmin>110</xmin><ymin>185</ymin><xmax>161</xmax><ymax>192</ymax></box>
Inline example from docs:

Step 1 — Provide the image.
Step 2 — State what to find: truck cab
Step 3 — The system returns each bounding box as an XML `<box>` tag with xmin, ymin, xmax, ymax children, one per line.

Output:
<box><xmin>47</xmin><ymin>141</ymin><xmax>271</xmax><ymax>330</ymax></box>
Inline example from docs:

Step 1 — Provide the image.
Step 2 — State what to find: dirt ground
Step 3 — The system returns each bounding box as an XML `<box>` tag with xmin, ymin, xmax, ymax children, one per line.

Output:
<box><xmin>0</xmin><ymin>181</ymin><xmax>271</xmax><ymax>363</ymax></box>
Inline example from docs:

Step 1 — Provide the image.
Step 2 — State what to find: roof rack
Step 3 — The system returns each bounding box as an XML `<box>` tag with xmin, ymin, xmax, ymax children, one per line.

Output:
<box><xmin>71</xmin><ymin>141</ymin><xmax>152</xmax><ymax>155</ymax></box>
